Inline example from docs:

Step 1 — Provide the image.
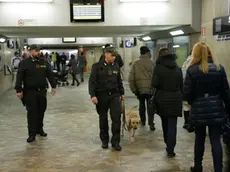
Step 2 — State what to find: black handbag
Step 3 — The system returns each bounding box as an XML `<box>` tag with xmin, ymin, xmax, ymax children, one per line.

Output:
<box><xmin>148</xmin><ymin>88</ymin><xmax>157</xmax><ymax>114</ymax></box>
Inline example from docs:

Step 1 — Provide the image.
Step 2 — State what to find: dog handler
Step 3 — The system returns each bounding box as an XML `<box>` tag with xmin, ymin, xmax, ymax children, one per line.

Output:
<box><xmin>88</xmin><ymin>47</ymin><xmax>125</xmax><ymax>151</ymax></box>
<box><xmin>15</xmin><ymin>45</ymin><xmax>56</xmax><ymax>143</ymax></box>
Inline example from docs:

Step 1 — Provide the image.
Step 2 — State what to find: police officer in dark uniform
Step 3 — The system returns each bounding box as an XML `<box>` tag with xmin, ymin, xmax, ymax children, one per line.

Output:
<box><xmin>99</xmin><ymin>44</ymin><xmax>124</xmax><ymax>68</ymax></box>
<box><xmin>15</xmin><ymin>45</ymin><xmax>56</xmax><ymax>143</ymax></box>
<box><xmin>89</xmin><ymin>47</ymin><xmax>125</xmax><ymax>151</ymax></box>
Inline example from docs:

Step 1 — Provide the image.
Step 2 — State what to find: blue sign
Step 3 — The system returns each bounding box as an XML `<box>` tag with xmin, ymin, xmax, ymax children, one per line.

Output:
<box><xmin>125</xmin><ymin>40</ymin><xmax>132</xmax><ymax>48</ymax></box>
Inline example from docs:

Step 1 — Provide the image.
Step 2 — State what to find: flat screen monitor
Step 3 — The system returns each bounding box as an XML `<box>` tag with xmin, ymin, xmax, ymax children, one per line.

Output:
<box><xmin>70</xmin><ymin>0</ymin><xmax>104</xmax><ymax>22</ymax></box>
<box><xmin>213</xmin><ymin>15</ymin><xmax>230</xmax><ymax>35</ymax></box>
<box><xmin>62</xmin><ymin>37</ymin><xmax>76</xmax><ymax>43</ymax></box>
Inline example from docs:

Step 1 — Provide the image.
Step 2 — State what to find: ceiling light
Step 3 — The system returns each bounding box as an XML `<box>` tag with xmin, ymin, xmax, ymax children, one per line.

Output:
<box><xmin>0</xmin><ymin>38</ymin><xmax>6</xmax><ymax>43</ymax></box>
<box><xmin>0</xmin><ymin>0</ymin><xmax>52</xmax><ymax>2</ymax></box>
<box><xmin>142</xmin><ymin>36</ymin><xmax>151</xmax><ymax>41</ymax></box>
<box><xmin>120</xmin><ymin>0</ymin><xmax>168</xmax><ymax>2</ymax></box>
<box><xmin>173</xmin><ymin>45</ymin><xmax>180</xmax><ymax>48</ymax></box>
<box><xmin>170</xmin><ymin>30</ymin><xmax>184</xmax><ymax>36</ymax></box>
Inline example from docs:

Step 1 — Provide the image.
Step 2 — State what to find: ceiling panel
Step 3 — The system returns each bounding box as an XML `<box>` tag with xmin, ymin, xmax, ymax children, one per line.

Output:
<box><xmin>0</xmin><ymin>25</ymin><xmax>180</xmax><ymax>38</ymax></box>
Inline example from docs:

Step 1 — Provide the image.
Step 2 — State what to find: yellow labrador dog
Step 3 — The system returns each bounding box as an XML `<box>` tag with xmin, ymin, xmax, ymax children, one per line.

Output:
<box><xmin>121</xmin><ymin>103</ymin><xmax>140</xmax><ymax>143</ymax></box>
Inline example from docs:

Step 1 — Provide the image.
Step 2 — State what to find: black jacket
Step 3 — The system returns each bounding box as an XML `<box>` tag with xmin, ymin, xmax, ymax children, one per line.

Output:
<box><xmin>152</xmin><ymin>54</ymin><xmax>183</xmax><ymax>117</ymax></box>
<box><xmin>88</xmin><ymin>60</ymin><xmax>124</xmax><ymax>98</ymax></box>
<box><xmin>183</xmin><ymin>58</ymin><xmax>229</xmax><ymax>126</ymax></box>
<box><xmin>99</xmin><ymin>54</ymin><xmax>124</xmax><ymax>68</ymax></box>
<box><xmin>15</xmin><ymin>57</ymin><xmax>56</xmax><ymax>93</ymax></box>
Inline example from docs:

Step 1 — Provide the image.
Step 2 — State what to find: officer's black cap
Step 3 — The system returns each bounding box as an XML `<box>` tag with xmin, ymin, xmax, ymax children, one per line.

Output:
<box><xmin>29</xmin><ymin>44</ymin><xmax>40</xmax><ymax>51</ymax></box>
<box><xmin>104</xmin><ymin>47</ymin><xmax>117</xmax><ymax>56</ymax></box>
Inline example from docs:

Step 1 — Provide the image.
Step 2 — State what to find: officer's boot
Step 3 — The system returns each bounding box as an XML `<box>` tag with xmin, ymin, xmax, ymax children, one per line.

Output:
<box><xmin>101</xmin><ymin>142</ymin><xmax>109</xmax><ymax>149</ymax></box>
<box><xmin>27</xmin><ymin>132</ymin><xmax>36</xmax><ymax>143</ymax></box>
<box><xmin>27</xmin><ymin>129</ymin><xmax>36</xmax><ymax>143</ymax></box>
<box><xmin>112</xmin><ymin>143</ymin><xmax>122</xmax><ymax>151</ymax></box>
<box><xmin>81</xmin><ymin>78</ymin><xmax>84</xmax><ymax>82</ymax></box>
<box><xmin>37</xmin><ymin>128</ymin><xmax>48</xmax><ymax>137</ymax></box>
<box><xmin>27</xmin><ymin>136</ymin><xmax>36</xmax><ymax>143</ymax></box>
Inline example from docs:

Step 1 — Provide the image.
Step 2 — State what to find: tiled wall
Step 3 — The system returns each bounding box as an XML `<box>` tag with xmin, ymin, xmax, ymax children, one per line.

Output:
<box><xmin>0</xmin><ymin>40</ymin><xmax>18</xmax><ymax>95</ymax></box>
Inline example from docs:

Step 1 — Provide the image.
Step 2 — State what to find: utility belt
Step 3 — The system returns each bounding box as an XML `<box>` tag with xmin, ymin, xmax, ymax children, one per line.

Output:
<box><xmin>96</xmin><ymin>89</ymin><xmax>119</xmax><ymax>96</ymax></box>
<box><xmin>24</xmin><ymin>87</ymin><xmax>47</xmax><ymax>92</ymax></box>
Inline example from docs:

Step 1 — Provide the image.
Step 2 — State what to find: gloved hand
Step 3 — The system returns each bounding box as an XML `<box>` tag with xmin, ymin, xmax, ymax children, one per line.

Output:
<box><xmin>135</xmin><ymin>92</ymin><xmax>140</xmax><ymax>100</ymax></box>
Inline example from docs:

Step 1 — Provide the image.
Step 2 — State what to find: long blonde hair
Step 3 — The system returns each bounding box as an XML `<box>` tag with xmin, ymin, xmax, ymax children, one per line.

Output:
<box><xmin>190</xmin><ymin>42</ymin><xmax>220</xmax><ymax>73</ymax></box>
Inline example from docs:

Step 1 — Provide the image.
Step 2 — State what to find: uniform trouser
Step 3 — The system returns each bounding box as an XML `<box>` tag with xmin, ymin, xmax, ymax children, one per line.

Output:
<box><xmin>24</xmin><ymin>89</ymin><xmax>47</xmax><ymax>136</ymax></box>
<box><xmin>194</xmin><ymin>125</ymin><xmax>223</xmax><ymax>172</ymax></box>
<box><xmin>96</xmin><ymin>93</ymin><xmax>121</xmax><ymax>145</ymax></box>
<box><xmin>80</xmin><ymin>67</ymin><xmax>84</xmax><ymax>80</ymax></box>
<box><xmin>139</xmin><ymin>94</ymin><xmax>154</xmax><ymax>125</ymax></box>
<box><xmin>161</xmin><ymin>117</ymin><xmax>177</xmax><ymax>154</ymax></box>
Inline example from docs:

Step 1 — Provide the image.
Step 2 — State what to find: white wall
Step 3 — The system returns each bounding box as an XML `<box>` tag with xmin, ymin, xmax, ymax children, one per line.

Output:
<box><xmin>0</xmin><ymin>0</ymin><xmax>191</xmax><ymax>26</ymax></box>
<box><xmin>27</xmin><ymin>37</ymin><xmax>113</xmax><ymax>45</ymax></box>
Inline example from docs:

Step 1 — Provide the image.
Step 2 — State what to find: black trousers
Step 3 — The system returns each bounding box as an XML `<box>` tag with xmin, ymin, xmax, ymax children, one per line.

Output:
<box><xmin>96</xmin><ymin>93</ymin><xmax>121</xmax><ymax>145</ymax></box>
<box><xmin>194</xmin><ymin>125</ymin><xmax>223</xmax><ymax>171</ymax></box>
<box><xmin>71</xmin><ymin>74</ymin><xmax>80</xmax><ymax>85</ymax></box>
<box><xmin>24</xmin><ymin>89</ymin><xmax>47</xmax><ymax>136</ymax></box>
<box><xmin>161</xmin><ymin>117</ymin><xmax>177</xmax><ymax>154</ymax></box>
<box><xmin>139</xmin><ymin>94</ymin><xmax>154</xmax><ymax>125</ymax></box>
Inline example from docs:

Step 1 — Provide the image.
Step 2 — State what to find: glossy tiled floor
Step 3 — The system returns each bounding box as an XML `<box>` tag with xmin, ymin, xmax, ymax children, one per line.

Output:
<box><xmin>0</xmin><ymin>79</ymin><xmax>229</xmax><ymax>172</ymax></box>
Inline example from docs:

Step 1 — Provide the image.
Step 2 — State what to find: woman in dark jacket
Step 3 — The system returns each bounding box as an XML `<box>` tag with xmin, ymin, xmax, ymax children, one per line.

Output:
<box><xmin>183</xmin><ymin>42</ymin><xmax>229</xmax><ymax>172</ymax></box>
<box><xmin>152</xmin><ymin>48</ymin><xmax>183</xmax><ymax>158</ymax></box>
<box><xmin>68</xmin><ymin>54</ymin><xmax>80</xmax><ymax>86</ymax></box>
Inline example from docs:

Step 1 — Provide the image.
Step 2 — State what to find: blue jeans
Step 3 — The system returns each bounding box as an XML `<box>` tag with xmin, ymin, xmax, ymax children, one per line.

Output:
<box><xmin>194</xmin><ymin>125</ymin><xmax>223</xmax><ymax>172</ymax></box>
<box><xmin>161</xmin><ymin>117</ymin><xmax>177</xmax><ymax>154</ymax></box>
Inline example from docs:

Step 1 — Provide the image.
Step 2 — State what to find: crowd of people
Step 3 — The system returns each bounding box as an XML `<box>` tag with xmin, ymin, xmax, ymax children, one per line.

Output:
<box><xmin>13</xmin><ymin>43</ymin><xmax>230</xmax><ymax>171</ymax></box>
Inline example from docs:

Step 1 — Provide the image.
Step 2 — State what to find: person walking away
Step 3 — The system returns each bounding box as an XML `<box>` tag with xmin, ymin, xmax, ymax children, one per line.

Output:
<box><xmin>60</xmin><ymin>52</ymin><xmax>67</xmax><ymax>72</ymax></box>
<box><xmin>128</xmin><ymin>46</ymin><xmax>155</xmax><ymax>130</ymax></box>
<box><xmin>152</xmin><ymin>48</ymin><xmax>183</xmax><ymax>158</ymax></box>
<box><xmin>51</xmin><ymin>52</ymin><xmax>57</xmax><ymax>70</ymax></box>
<box><xmin>181</xmin><ymin>49</ymin><xmax>193</xmax><ymax>130</ymax></box>
<box><xmin>89</xmin><ymin>47</ymin><xmax>125</xmax><ymax>151</ymax></box>
<box><xmin>183</xmin><ymin>42</ymin><xmax>229</xmax><ymax>172</ymax></box>
<box><xmin>11</xmin><ymin>52</ymin><xmax>22</xmax><ymax>88</ymax></box>
<box><xmin>15</xmin><ymin>45</ymin><xmax>57</xmax><ymax>143</ymax></box>
<box><xmin>68</xmin><ymin>54</ymin><xmax>80</xmax><ymax>86</ymax></box>
<box><xmin>56</xmin><ymin>52</ymin><xmax>61</xmax><ymax>72</ymax></box>
<box><xmin>77</xmin><ymin>52</ymin><xmax>87</xmax><ymax>82</ymax></box>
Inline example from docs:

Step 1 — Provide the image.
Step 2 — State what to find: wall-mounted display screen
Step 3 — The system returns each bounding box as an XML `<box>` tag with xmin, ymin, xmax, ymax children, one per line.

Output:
<box><xmin>213</xmin><ymin>15</ymin><xmax>230</xmax><ymax>35</ymax></box>
<box><xmin>62</xmin><ymin>37</ymin><xmax>76</xmax><ymax>43</ymax></box>
<box><xmin>70</xmin><ymin>0</ymin><xmax>104</xmax><ymax>22</ymax></box>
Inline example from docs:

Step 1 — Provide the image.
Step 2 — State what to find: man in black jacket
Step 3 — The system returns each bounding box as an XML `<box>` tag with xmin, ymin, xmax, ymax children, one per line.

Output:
<box><xmin>89</xmin><ymin>47</ymin><xmax>125</xmax><ymax>151</ymax></box>
<box><xmin>15</xmin><ymin>45</ymin><xmax>56</xmax><ymax>143</ymax></box>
